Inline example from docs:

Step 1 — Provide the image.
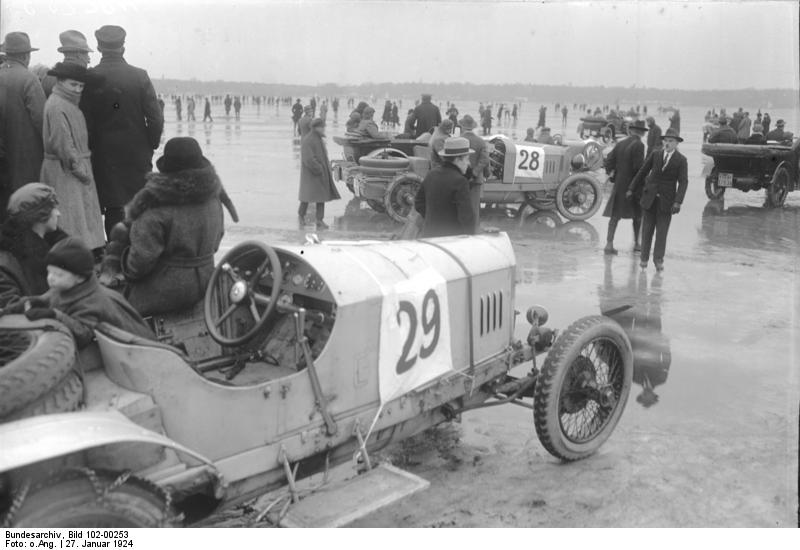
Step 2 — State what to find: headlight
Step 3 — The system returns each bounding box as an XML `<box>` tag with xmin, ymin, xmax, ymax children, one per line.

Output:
<box><xmin>571</xmin><ymin>153</ymin><xmax>586</xmax><ymax>170</ymax></box>
<box><xmin>526</xmin><ymin>305</ymin><xmax>549</xmax><ymax>326</ymax></box>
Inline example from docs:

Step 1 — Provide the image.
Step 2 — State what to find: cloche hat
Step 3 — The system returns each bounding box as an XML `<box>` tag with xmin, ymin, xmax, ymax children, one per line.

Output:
<box><xmin>156</xmin><ymin>137</ymin><xmax>211</xmax><ymax>173</ymax></box>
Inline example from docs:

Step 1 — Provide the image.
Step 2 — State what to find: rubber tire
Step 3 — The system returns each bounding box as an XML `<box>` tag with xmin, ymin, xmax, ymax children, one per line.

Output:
<box><xmin>358</xmin><ymin>157</ymin><xmax>410</xmax><ymax>170</ymax></box>
<box><xmin>766</xmin><ymin>165</ymin><xmax>790</xmax><ymax>207</ymax></box>
<box><xmin>2</xmin><ymin>370</ymin><xmax>83</xmax><ymax>422</ymax></box>
<box><xmin>383</xmin><ymin>173</ymin><xmax>422</xmax><ymax>223</ymax></box>
<box><xmin>534</xmin><ymin>315</ymin><xmax>633</xmax><ymax>461</ymax></box>
<box><xmin>704</xmin><ymin>169</ymin><xmax>726</xmax><ymax>200</ymax></box>
<box><xmin>0</xmin><ymin>325</ymin><xmax>76</xmax><ymax>417</ymax></box>
<box><xmin>555</xmin><ymin>174</ymin><xmax>603</xmax><ymax>221</ymax></box>
<box><xmin>10</xmin><ymin>469</ymin><xmax>177</xmax><ymax>527</ymax></box>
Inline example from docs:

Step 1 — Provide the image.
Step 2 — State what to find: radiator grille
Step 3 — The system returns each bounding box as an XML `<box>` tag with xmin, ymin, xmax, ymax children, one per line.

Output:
<box><xmin>479</xmin><ymin>291</ymin><xmax>504</xmax><ymax>336</ymax></box>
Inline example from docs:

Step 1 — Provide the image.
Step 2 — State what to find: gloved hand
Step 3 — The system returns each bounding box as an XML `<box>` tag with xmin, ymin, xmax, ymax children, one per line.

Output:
<box><xmin>25</xmin><ymin>296</ymin><xmax>50</xmax><ymax>309</ymax></box>
<box><xmin>25</xmin><ymin>307</ymin><xmax>56</xmax><ymax>321</ymax></box>
<box><xmin>625</xmin><ymin>190</ymin><xmax>633</xmax><ymax>199</ymax></box>
<box><xmin>671</xmin><ymin>202</ymin><xmax>681</xmax><ymax>214</ymax></box>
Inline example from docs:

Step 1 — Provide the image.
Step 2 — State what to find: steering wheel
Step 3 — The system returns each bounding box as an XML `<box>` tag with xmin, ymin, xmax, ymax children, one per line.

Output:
<box><xmin>204</xmin><ymin>241</ymin><xmax>283</xmax><ymax>347</ymax></box>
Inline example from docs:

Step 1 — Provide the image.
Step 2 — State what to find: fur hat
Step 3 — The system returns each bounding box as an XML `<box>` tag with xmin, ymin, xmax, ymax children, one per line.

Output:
<box><xmin>47</xmin><ymin>62</ymin><xmax>91</xmax><ymax>82</ymax></box>
<box><xmin>58</xmin><ymin>30</ymin><xmax>92</xmax><ymax>53</ymax></box>
<box><xmin>45</xmin><ymin>237</ymin><xmax>95</xmax><ymax>278</ymax></box>
<box><xmin>156</xmin><ymin>137</ymin><xmax>211</xmax><ymax>173</ymax></box>
<box><xmin>6</xmin><ymin>183</ymin><xmax>58</xmax><ymax>225</ymax></box>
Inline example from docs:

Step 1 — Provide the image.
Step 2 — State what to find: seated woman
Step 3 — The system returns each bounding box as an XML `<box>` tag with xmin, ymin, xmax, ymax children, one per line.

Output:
<box><xmin>0</xmin><ymin>183</ymin><xmax>67</xmax><ymax>309</ymax></box>
<box><xmin>101</xmin><ymin>137</ymin><xmax>238</xmax><ymax>317</ymax></box>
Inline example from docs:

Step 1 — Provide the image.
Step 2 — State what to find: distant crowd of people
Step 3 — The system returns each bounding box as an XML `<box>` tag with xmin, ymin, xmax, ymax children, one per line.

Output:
<box><xmin>704</xmin><ymin>107</ymin><xmax>792</xmax><ymax>144</ymax></box>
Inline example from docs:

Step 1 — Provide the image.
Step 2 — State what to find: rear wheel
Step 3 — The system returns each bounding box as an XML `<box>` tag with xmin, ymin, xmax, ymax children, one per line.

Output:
<box><xmin>7</xmin><ymin>468</ymin><xmax>178</xmax><ymax>527</ymax></box>
<box><xmin>704</xmin><ymin>168</ymin><xmax>726</xmax><ymax>200</ymax></box>
<box><xmin>534</xmin><ymin>315</ymin><xmax>633</xmax><ymax>461</ymax></box>
<box><xmin>555</xmin><ymin>174</ymin><xmax>603</xmax><ymax>221</ymax></box>
<box><xmin>766</xmin><ymin>165</ymin><xmax>790</xmax><ymax>207</ymax></box>
<box><xmin>383</xmin><ymin>173</ymin><xmax>422</xmax><ymax>223</ymax></box>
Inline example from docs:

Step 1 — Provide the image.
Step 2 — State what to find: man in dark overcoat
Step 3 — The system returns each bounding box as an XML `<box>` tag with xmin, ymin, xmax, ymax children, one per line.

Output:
<box><xmin>460</xmin><ymin>115</ymin><xmax>490</xmax><ymax>232</ymax></box>
<box><xmin>707</xmin><ymin>117</ymin><xmax>738</xmax><ymax>144</ymax></box>
<box><xmin>414</xmin><ymin>137</ymin><xmax>476</xmax><ymax>238</ymax></box>
<box><xmin>82</xmin><ymin>25</ymin><xmax>163</xmax><ymax>239</ymax></box>
<box><xmin>408</xmin><ymin>93</ymin><xmax>442</xmax><ymax>138</ymax></box>
<box><xmin>627</xmin><ymin>128</ymin><xmax>688</xmax><ymax>271</ymax></box>
<box><xmin>0</xmin><ymin>32</ymin><xmax>46</xmax><ymax>216</ymax></box>
<box><xmin>603</xmin><ymin>120</ymin><xmax>647</xmax><ymax>254</ymax></box>
<box><xmin>298</xmin><ymin>118</ymin><xmax>340</xmax><ymax>230</ymax></box>
<box><xmin>645</xmin><ymin>116</ymin><xmax>662</xmax><ymax>157</ymax></box>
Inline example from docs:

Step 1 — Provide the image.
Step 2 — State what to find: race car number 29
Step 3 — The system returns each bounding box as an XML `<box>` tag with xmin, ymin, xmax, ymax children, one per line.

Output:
<box><xmin>379</xmin><ymin>268</ymin><xmax>452</xmax><ymax>403</ymax></box>
<box><xmin>395</xmin><ymin>289</ymin><xmax>440</xmax><ymax>374</ymax></box>
<box><xmin>513</xmin><ymin>145</ymin><xmax>545</xmax><ymax>179</ymax></box>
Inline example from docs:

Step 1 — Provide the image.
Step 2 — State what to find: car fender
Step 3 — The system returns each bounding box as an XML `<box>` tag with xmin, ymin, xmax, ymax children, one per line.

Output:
<box><xmin>0</xmin><ymin>410</ymin><xmax>218</xmax><ymax>476</ymax></box>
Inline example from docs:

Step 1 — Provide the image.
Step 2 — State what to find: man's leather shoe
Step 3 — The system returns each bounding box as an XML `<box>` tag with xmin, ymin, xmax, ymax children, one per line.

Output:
<box><xmin>640</xmin><ymin>261</ymin><xmax>648</xmax><ymax>269</ymax></box>
<box><xmin>654</xmin><ymin>260</ymin><xmax>664</xmax><ymax>272</ymax></box>
<box><xmin>316</xmin><ymin>220</ymin><xmax>329</xmax><ymax>230</ymax></box>
<box><xmin>633</xmin><ymin>243</ymin><xmax>641</xmax><ymax>253</ymax></box>
<box><xmin>604</xmin><ymin>244</ymin><xmax>618</xmax><ymax>255</ymax></box>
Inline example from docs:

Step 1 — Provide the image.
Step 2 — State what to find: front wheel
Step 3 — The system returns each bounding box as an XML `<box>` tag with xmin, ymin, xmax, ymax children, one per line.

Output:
<box><xmin>555</xmin><ymin>174</ymin><xmax>603</xmax><ymax>221</ymax></box>
<box><xmin>534</xmin><ymin>315</ymin><xmax>633</xmax><ymax>461</ymax></box>
<box><xmin>7</xmin><ymin>469</ymin><xmax>178</xmax><ymax>527</ymax></box>
<box><xmin>705</xmin><ymin>168</ymin><xmax>726</xmax><ymax>200</ymax></box>
<box><xmin>383</xmin><ymin>173</ymin><xmax>422</xmax><ymax>223</ymax></box>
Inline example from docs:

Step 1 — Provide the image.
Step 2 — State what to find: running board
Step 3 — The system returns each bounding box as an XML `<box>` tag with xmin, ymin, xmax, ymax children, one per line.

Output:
<box><xmin>280</xmin><ymin>463</ymin><xmax>429</xmax><ymax>528</ymax></box>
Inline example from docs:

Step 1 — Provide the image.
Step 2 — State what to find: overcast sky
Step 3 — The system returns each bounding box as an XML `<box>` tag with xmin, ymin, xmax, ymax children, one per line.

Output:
<box><xmin>2</xmin><ymin>0</ymin><xmax>798</xmax><ymax>90</ymax></box>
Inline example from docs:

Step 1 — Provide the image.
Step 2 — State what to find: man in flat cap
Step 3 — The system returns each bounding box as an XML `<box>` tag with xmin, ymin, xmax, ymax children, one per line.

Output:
<box><xmin>0</xmin><ymin>32</ymin><xmax>46</xmax><ymax>219</ymax></box>
<box><xmin>81</xmin><ymin>25</ymin><xmax>163</xmax><ymax>239</ymax></box>
<box><xmin>41</xmin><ymin>30</ymin><xmax>94</xmax><ymax>97</ymax></box>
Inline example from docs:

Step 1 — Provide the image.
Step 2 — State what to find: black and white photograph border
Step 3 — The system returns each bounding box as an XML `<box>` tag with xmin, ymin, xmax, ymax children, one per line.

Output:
<box><xmin>0</xmin><ymin>0</ymin><xmax>798</xmax><ymax>536</ymax></box>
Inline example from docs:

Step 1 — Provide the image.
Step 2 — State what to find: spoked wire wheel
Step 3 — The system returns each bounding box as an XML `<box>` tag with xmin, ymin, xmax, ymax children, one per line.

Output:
<box><xmin>534</xmin><ymin>315</ymin><xmax>633</xmax><ymax>461</ymax></box>
<box><xmin>766</xmin><ymin>165</ymin><xmax>789</xmax><ymax>207</ymax></box>
<box><xmin>555</xmin><ymin>175</ymin><xmax>603</xmax><ymax>221</ymax></box>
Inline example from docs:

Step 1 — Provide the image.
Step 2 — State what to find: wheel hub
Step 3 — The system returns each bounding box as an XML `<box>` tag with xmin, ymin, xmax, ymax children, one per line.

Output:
<box><xmin>229</xmin><ymin>280</ymin><xmax>248</xmax><ymax>304</ymax></box>
<box><xmin>561</xmin><ymin>356</ymin><xmax>597</xmax><ymax>414</ymax></box>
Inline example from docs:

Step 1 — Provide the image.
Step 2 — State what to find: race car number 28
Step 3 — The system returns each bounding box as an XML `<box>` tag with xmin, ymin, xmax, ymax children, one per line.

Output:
<box><xmin>395</xmin><ymin>288</ymin><xmax>440</xmax><ymax>374</ymax></box>
<box><xmin>513</xmin><ymin>145</ymin><xmax>545</xmax><ymax>179</ymax></box>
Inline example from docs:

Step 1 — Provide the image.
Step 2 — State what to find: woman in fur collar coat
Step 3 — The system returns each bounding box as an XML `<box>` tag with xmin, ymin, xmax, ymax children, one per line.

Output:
<box><xmin>104</xmin><ymin>137</ymin><xmax>238</xmax><ymax>317</ymax></box>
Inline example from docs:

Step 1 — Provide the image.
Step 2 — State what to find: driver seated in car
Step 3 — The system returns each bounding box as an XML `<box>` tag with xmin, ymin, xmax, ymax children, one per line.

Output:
<box><xmin>356</xmin><ymin>107</ymin><xmax>388</xmax><ymax>139</ymax></box>
<box><xmin>11</xmin><ymin>237</ymin><xmax>153</xmax><ymax>349</ymax></box>
<box><xmin>766</xmin><ymin>119</ymin><xmax>793</xmax><ymax>143</ymax></box>
<box><xmin>536</xmin><ymin>127</ymin><xmax>555</xmax><ymax>145</ymax></box>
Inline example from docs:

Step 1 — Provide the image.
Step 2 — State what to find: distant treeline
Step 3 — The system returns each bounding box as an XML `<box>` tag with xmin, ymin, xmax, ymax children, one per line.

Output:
<box><xmin>152</xmin><ymin>79</ymin><xmax>798</xmax><ymax>108</ymax></box>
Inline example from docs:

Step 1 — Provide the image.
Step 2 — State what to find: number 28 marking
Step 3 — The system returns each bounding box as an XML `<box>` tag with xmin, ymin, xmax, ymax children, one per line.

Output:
<box><xmin>517</xmin><ymin>149</ymin><xmax>540</xmax><ymax>171</ymax></box>
<box><xmin>395</xmin><ymin>289</ymin><xmax>441</xmax><ymax>374</ymax></box>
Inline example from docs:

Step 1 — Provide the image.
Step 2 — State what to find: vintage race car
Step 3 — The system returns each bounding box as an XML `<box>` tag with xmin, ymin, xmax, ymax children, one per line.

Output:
<box><xmin>0</xmin><ymin>234</ymin><xmax>633</xmax><ymax>527</ymax></box>
<box><xmin>332</xmin><ymin>134</ymin><xmax>607</xmax><ymax>224</ymax></box>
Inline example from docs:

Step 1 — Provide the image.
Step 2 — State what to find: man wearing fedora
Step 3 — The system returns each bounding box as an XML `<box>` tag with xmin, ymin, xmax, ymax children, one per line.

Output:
<box><xmin>41</xmin><ymin>30</ymin><xmax>94</xmax><ymax>97</ymax></box>
<box><xmin>414</xmin><ymin>136</ymin><xmax>476</xmax><ymax>238</ymax></box>
<box><xmin>627</xmin><ymin>128</ymin><xmax>688</xmax><ymax>271</ymax></box>
<box><xmin>460</xmin><ymin>114</ymin><xmax>489</xmax><ymax>231</ymax></box>
<box><xmin>766</xmin><ymin>119</ymin><xmax>792</xmax><ymax>142</ymax></box>
<box><xmin>81</xmin><ymin>25</ymin><xmax>163</xmax><ymax>240</ymax></box>
<box><xmin>0</xmin><ymin>31</ymin><xmax>46</xmax><ymax>216</ymax></box>
<box><xmin>603</xmin><ymin>119</ymin><xmax>647</xmax><ymax>255</ymax></box>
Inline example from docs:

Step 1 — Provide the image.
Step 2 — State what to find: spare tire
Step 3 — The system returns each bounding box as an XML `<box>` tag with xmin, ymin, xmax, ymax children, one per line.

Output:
<box><xmin>2</xmin><ymin>370</ymin><xmax>83</xmax><ymax>422</ymax></box>
<box><xmin>358</xmin><ymin>157</ymin><xmax>410</xmax><ymax>170</ymax></box>
<box><xmin>0</xmin><ymin>319</ymin><xmax>76</xmax><ymax>417</ymax></box>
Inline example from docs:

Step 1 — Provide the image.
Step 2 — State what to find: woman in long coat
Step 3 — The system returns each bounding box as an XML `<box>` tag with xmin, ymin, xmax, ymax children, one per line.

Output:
<box><xmin>298</xmin><ymin>118</ymin><xmax>340</xmax><ymax>230</ymax></box>
<box><xmin>40</xmin><ymin>63</ymin><xmax>106</xmax><ymax>253</ymax></box>
<box><xmin>103</xmin><ymin>137</ymin><xmax>237</xmax><ymax>317</ymax></box>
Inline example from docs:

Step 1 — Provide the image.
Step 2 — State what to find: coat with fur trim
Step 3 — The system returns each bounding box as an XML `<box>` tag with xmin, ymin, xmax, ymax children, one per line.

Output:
<box><xmin>120</xmin><ymin>165</ymin><xmax>224</xmax><ymax>316</ymax></box>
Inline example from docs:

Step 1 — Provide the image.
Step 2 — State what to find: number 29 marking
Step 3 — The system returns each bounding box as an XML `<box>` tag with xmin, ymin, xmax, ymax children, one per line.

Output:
<box><xmin>395</xmin><ymin>289</ymin><xmax>441</xmax><ymax>374</ymax></box>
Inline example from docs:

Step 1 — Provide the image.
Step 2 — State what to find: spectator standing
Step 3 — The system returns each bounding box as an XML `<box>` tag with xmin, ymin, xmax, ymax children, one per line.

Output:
<box><xmin>298</xmin><ymin>105</ymin><xmax>314</xmax><ymax>137</ymax></box>
<box><xmin>429</xmin><ymin>120</ymin><xmax>454</xmax><ymax>167</ymax></box>
<box><xmin>186</xmin><ymin>96</ymin><xmax>196</xmax><ymax>121</ymax></box>
<box><xmin>481</xmin><ymin>108</ymin><xmax>492</xmax><ymax>136</ymax></box>
<box><xmin>668</xmin><ymin>109</ymin><xmax>680</xmax><ymax>133</ymax></box>
<box><xmin>319</xmin><ymin>100</ymin><xmax>328</xmax><ymax>123</ymax></box>
<box><xmin>0</xmin><ymin>32</ymin><xmax>46</xmax><ymax>216</ymax></box>
<box><xmin>298</xmin><ymin>118</ymin><xmax>340</xmax><ymax>230</ymax></box>
<box><xmin>175</xmin><ymin>96</ymin><xmax>182</xmax><ymax>121</ymax></box>
<box><xmin>233</xmin><ymin>96</ymin><xmax>242</xmax><ymax>120</ymax></box>
<box><xmin>460</xmin><ymin>115</ymin><xmax>490</xmax><ymax>231</ymax></box>
<box><xmin>40</xmin><ymin>62</ymin><xmax>105</xmax><ymax>253</ymax></box>
<box><xmin>291</xmin><ymin>98</ymin><xmax>303</xmax><ymax>135</ymax></box>
<box><xmin>414</xmin><ymin>137</ymin><xmax>476</xmax><ymax>238</ymax></box>
<box><xmin>737</xmin><ymin>112</ymin><xmax>751</xmax><ymax>142</ymax></box>
<box><xmin>409</xmin><ymin>93</ymin><xmax>442</xmax><ymax>138</ymax></box>
<box><xmin>203</xmin><ymin>97</ymin><xmax>213</xmax><ymax>121</ymax></box>
<box><xmin>82</xmin><ymin>25</ymin><xmax>163</xmax><ymax>239</ymax></box>
<box><xmin>762</xmin><ymin>112</ymin><xmax>771</xmax><ymax>135</ymax></box>
<box><xmin>603</xmin><ymin>120</ymin><xmax>647</xmax><ymax>255</ymax></box>
<box><xmin>561</xmin><ymin>105</ymin><xmax>568</xmax><ymax>127</ymax></box>
<box><xmin>627</xmin><ymin>128</ymin><xmax>688</xmax><ymax>272</ymax></box>
<box><xmin>645</xmin><ymin>116</ymin><xmax>662</xmax><ymax>157</ymax></box>
<box><xmin>224</xmin><ymin>94</ymin><xmax>232</xmax><ymax>115</ymax></box>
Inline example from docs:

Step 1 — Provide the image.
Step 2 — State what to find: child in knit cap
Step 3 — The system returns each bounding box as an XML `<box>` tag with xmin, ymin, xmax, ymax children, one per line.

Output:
<box><xmin>19</xmin><ymin>237</ymin><xmax>154</xmax><ymax>348</ymax></box>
